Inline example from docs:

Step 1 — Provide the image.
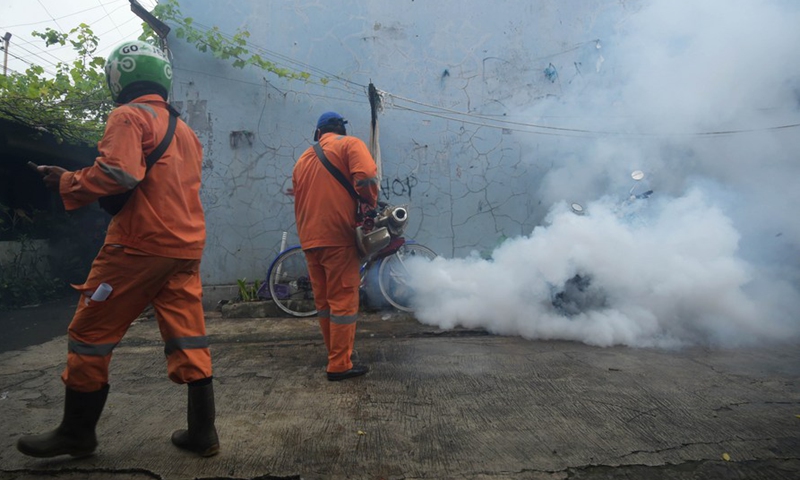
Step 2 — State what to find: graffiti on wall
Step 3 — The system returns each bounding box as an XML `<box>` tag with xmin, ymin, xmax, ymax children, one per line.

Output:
<box><xmin>380</xmin><ymin>174</ymin><xmax>418</xmax><ymax>201</ymax></box>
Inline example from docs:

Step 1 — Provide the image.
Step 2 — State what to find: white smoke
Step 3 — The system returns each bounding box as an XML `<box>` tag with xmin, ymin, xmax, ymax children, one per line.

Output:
<box><xmin>406</xmin><ymin>0</ymin><xmax>800</xmax><ymax>348</ymax></box>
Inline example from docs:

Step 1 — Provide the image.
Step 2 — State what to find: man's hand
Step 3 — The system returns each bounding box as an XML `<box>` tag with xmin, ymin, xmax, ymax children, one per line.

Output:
<box><xmin>38</xmin><ymin>165</ymin><xmax>67</xmax><ymax>191</ymax></box>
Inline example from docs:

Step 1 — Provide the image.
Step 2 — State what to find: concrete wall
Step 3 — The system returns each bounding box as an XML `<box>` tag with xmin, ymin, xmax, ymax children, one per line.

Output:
<box><xmin>169</xmin><ymin>0</ymin><xmax>630</xmax><ymax>285</ymax></box>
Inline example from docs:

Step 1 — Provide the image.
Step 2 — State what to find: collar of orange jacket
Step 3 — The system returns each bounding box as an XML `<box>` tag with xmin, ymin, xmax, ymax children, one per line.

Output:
<box><xmin>118</xmin><ymin>93</ymin><xmax>167</xmax><ymax>107</ymax></box>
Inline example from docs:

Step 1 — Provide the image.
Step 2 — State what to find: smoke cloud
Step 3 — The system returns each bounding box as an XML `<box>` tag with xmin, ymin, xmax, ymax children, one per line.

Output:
<box><xmin>407</xmin><ymin>0</ymin><xmax>800</xmax><ymax>348</ymax></box>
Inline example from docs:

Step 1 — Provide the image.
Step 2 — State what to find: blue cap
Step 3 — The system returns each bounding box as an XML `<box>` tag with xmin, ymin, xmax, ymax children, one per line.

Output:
<box><xmin>316</xmin><ymin>111</ymin><xmax>347</xmax><ymax>129</ymax></box>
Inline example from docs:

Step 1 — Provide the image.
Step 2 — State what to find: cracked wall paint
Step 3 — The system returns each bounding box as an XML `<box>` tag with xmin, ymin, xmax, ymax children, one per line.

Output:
<box><xmin>172</xmin><ymin>0</ymin><xmax>624</xmax><ymax>285</ymax></box>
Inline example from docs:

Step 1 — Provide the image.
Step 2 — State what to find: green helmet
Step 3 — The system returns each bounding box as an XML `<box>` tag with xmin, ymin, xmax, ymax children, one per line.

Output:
<box><xmin>104</xmin><ymin>41</ymin><xmax>172</xmax><ymax>102</ymax></box>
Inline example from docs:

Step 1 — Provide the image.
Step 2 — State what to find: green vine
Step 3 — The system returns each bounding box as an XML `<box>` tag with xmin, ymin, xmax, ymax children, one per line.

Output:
<box><xmin>141</xmin><ymin>0</ymin><xmax>323</xmax><ymax>83</ymax></box>
<box><xmin>0</xmin><ymin>1</ymin><xmax>325</xmax><ymax>147</ymax></box>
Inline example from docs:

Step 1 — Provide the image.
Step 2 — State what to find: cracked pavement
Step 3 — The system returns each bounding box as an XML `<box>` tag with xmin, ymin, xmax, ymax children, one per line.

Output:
<box><xmin>1</xmin><ymin>307</ymin><xmax>799</xmax><ymax>479</ymax></box>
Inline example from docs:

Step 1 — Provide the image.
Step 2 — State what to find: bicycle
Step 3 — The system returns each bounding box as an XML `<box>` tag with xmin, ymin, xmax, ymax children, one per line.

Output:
<box><xmin>553</xmin><ymin>170</ymin><xmax>654</xmax><ymax>315</ymax></box>
<box><xmin>264</xmin><ymin>204</ymin><xmax>437</xmax><ymax>317</ymax></box>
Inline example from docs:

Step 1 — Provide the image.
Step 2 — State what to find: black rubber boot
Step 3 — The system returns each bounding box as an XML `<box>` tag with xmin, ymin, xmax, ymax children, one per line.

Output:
<box><xmin>16</xmin><ymin>384</ymin><xmax>110</xmax><ymax>458</ymax></box>
<box><xmin>171</xmin><ymin>378</ymin><xmax>220</xmax><ymax>457</ymax></box>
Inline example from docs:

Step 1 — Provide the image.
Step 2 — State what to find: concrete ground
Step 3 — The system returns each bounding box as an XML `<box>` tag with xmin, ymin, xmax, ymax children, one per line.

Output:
<box><xmin>1</xmin><ymin>305</ymin><xmax>799</xmax><ymax>480</ymax></box>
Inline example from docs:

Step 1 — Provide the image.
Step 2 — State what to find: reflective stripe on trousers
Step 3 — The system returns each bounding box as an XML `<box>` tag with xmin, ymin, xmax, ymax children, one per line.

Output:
<box><xmin>62</xmin><ymin>244</ymin><xmax>212</xmax><ymax>392</ymax></box>
<box><xmin>305</xmin><ymin>246</ymin><xmax>361</xmax><ymax>373</ymax></box>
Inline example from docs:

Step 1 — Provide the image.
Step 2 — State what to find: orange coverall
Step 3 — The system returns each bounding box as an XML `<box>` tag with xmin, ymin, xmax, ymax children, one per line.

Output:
<box><xmin>292</xmin><ymin>133</ymin><xmax>378</xmax><ymax>373</ymax></box>
<box><xmin>58</xmin><ymin>94</ymin><xmax>211</xmax><ymax>392</ymax></box>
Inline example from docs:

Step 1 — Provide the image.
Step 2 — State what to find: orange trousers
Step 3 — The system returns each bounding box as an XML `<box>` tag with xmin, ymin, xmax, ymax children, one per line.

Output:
<box><xmin>304</xmin><ymin>246</ymin><xmax>360</xmax><ymax>373</ymax></box>
<box><xmin>62</xmin><ymin>244</ymin><xmax>212</xmax><ymax>392</ymax></box>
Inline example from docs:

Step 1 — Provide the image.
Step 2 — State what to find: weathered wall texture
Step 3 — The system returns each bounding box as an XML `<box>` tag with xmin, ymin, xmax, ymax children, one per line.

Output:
<box><xmin>169</xmin><ymin>0</ymin><xmax>630</xmax><ymax>285</ymax></box>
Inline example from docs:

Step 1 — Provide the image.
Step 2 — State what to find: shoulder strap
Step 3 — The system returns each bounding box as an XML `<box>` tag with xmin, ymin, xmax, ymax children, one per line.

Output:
<box><xmin>312</xmin><ymin>142</ymin><xmax>369</xmax><ymax>203</ymax></box>
<box><xmin>144</xmin><ymin>110</ymin><xmax>178</xmax><ymax>171</ymax></box>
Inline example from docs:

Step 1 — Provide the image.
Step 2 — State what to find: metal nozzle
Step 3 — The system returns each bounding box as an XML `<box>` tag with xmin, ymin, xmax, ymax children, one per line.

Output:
<box><xmin>387</xmin><ymin>206</ymin><xmax>408</xmax><ymax>236</ymax></box>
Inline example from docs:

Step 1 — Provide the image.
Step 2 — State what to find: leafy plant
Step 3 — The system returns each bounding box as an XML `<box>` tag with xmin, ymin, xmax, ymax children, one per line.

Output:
<box><xmin>0</xmin><ymin>24</ymin><xmax>111</xmax><ymax>146</ymax></box>
<box><xmin>0</xmin><ymin>204</ymin><xmax>61</xmax><ymax>308</ymax></box>
<box><xmin>236</xmin><ymin>278</ymin><xmax>262</xmax><ymax>302</ymax></box>
<box><xmin>0</xmin><ymin>203</ymin><xmax>102</xmax><ymax>309</ymax></box>
<box><xmin>141</xmin><ymin>0</ymin><xmax>321</xmax><ymax>83</ymax></box>
<box><xmin>0</xmin><ymin>204</ymin><xmax>33</xmax><ymax>238</ymax></box>
<box><xmin>0</xmin><ymin>232</ymin><xmax>64</xmax><ymax>309</ymax></box>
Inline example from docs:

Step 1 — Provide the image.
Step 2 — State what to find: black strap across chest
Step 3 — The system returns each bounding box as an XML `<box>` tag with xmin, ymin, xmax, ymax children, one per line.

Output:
<box><xmin>312</xmin><ymin>142</ymin><xmax>370</xmax><ymax>204</ymax></box>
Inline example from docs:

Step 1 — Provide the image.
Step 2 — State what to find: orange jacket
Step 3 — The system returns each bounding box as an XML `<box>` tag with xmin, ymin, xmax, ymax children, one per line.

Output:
<box><xmin>293</xmin><ymin>133</ymin><xmax>379</xmax><ymax>249</ymax></box>
<box><xmin>59</xmin><ymin>94</ymin><xmax>206</xmax><ymax>259</ymax></box>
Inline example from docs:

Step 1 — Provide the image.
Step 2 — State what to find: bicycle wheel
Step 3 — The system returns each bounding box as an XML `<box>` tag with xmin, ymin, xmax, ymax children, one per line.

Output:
<box><xmin>267</xmin><ymin>246</ymin><xmax>317</xmax><ymax>317</ymax></box>
<box><xmin>377</xmin><ymin>243</ymin><xmax>437</xmax><ymax>312</ymax></box>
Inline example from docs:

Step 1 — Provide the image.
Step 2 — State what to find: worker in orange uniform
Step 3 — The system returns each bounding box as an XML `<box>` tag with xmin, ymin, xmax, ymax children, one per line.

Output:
<box><xmin>16</xmin><ymin>41</ymin><xmax>219</xmax><ymax>458</ymax></box>
<box><xmin>292</xmin><ymin>112</ymin><xmax>379</xmax><ymax>381</ymax></box>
